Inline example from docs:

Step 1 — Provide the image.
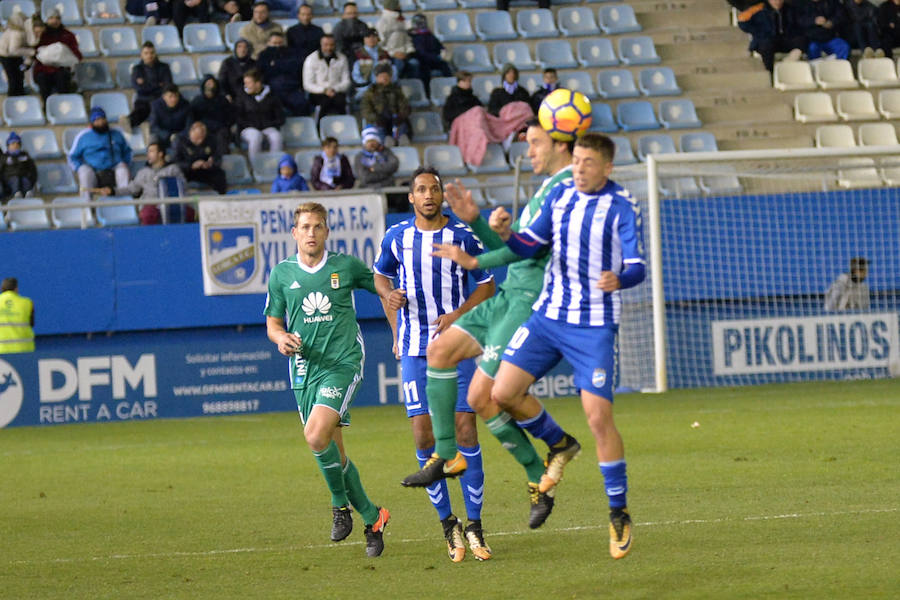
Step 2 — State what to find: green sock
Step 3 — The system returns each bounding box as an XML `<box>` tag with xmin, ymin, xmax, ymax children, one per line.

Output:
<box><xmin>486</xmin><ymin>411</ymin><xmax>546</xmax><ymax>483</ymax></box>
<box><xmin>342</xmin><ymin>458</ymin><xmax>378</xmax><ymax>525</ymax></box>
<box><xmin>425</xmin><ymin>366</ymin><xmax>459</xmax><ymax>459</ymax></box>
<box><xmin>312</xmin><ymin>440</ymin><xmax>348</xmax><ymax>507</ymax></box>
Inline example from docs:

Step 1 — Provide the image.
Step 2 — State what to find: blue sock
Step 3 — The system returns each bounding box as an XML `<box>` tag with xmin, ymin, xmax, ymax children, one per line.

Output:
<box><xmin>417</xmin><ymin>446</ymin><xmax>452</xmax><ymax>520</ymax></box>
<box><xmin>516</xmin><ymin>409</ymin><xmax>565</xmax><ymax>447</ymax></box>
<box><xmin>457</xmin><ymin>444</ymin><xmax>484</xmax><ymax>522</ymax></box>
<box><xmin>599</xmin><ymin>460</ymin><xmax>628</xmax><ymax>509</ymax></box>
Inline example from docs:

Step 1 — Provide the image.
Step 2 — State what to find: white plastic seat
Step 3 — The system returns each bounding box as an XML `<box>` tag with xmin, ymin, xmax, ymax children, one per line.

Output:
<box><xmin>21</xmin><ymin>129</ymin><xmax>62</xmax><ymax>159</ymax></box>
<box><xmin>475</xmin><ymin>11</ymin><xmax>517</xmax><ymax>41</ymax></box>
<box><xmin>858</xmin><ymin>122</ymin><xmax>899</xmax><ymax>146</ymax></box>
<box><xmin>423</xmin><ymin>145</ymin><xmax>467</xmax><ymax>176</ymax></box>
<box><xmin>516</xmin><ymin>9</ymin><xmax>558</xmax><ymax>39</ymax></box>
<box><xmin>99</xmin><ymin>27</ymin><xmax>139</xmax><ymax>56</ymax></box>
<box><xmin>836</xmin><ymin>90</ymin><xmax>878</xmax><ymax>121</ymax></box>
<box><xmin>433</xmin><ymin>12</ymin><xmax>476</xmax><ymax>43</ymax></box>
<box><xmin>877</xmin><ymin>88</ymin><xmax>900</xmax><ymax>118</ymax></box>
<box><xmin>597</xmin><ymin>68</ymin><xmax>639</xmax><ymax>99</ymax></box>
<box><xmin>557</xmin><ymin>7</ymin><xmax>601</xmax><ymax>37</ymax></box>
<box><xmin>534</xmin><ymin>40</ymin><xmax>578</xmax><ymax>70</ymax></box>
<box><xmin>773</xmin><ymin>61</ymin><xmax>816</xmax><ymax>91</ymax></box>
<box><xmin>813</xmin><ymin>59</ymin><xmax>858</xmax><ymax>90</ymax></box>
<box><xmin>45</xmin><ymin>93</ymin><xmax>87</xmax><ymax>125</ymax></box>
<box><xmin>183</xmin><ymin>23</ymin><xmax>226</xmax><ymax>53</ymax></box>
<box><xmin>51</xmin><ymin>196</ymin><xmax>95</xmax><ymax>228</ymax></box>
<box><xmin>856</xmin><ymin>57</ymin><xmax>899</xmax><ymax>88</ymax></box>
<box><xmin>493</xmin><ymin>42</ymin><xmax>537</xmax><ymax>71</ymax></box>
<box><xmin>837</xmin><ymin>158</ymin><xmax>881</xmax><ymax>189</ymax></box>
<box><xmin>815</xmin><ymin>124</ymin><xmax>856</xmax><ymax>148</ymax></box>
<box><xmin>598</xmin><ymin>4</ymin><xmax>641</xmax><ymax>34</ymax></box>
<box><xmin>142</xmin><ymin>25</ymin><xmax>184</xmax><ymax>54</ymax></box>
<box><xmin>7</xmin><ymin>198</ymin><xmax>50</xmax><ymax>231</ymax></box>
<box><xmin>794</xmin><ymin>92</ymin><xmax>838</xmax><ymax>122</ymax></box>
<box><xmin>410</xmin><ymin>111</ymin><xmax>448</xmax><ymax>143</ymax></box>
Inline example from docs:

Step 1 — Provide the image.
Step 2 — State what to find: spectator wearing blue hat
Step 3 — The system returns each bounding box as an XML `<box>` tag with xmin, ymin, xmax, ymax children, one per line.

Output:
<box><xmin>1</xmin><ymin>132</ymin><xmax>37</xmax><ymax>200</ymax></box>
<box><xmin>68</xmin><ymin>107</ymin><xmax>133</xmax><ymax>194</ymax></box>
<box><xmin>271</xmin><ymin>154</ymin><xmax>310</xmax><ymax>193</ymax></box>
<box><xmin>353</xmin><ymin>126</ymin><xmax>398</xmax><ymax>189</ymax></box>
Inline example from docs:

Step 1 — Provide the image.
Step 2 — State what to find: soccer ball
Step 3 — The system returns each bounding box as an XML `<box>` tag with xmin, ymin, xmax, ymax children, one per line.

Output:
<box><xmin>538</xmin><ymin>88</ymin><xmax>592</xmax><ymax>142</ymax></box>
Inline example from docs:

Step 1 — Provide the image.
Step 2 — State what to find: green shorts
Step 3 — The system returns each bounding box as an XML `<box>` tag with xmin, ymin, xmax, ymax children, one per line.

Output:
<box><xmin>452</xmin><ymin>287</ymin><xmax>538</xmax><ymax>378</ymax></box>
<box><xmin>292</xmin><ymin>364</ymin><xmax>362</xmax><ymax>427</ymax></box>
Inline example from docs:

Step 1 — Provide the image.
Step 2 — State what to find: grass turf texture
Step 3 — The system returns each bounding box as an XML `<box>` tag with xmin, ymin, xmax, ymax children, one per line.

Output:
<box><xmin>2</xmin><ymin>379</ymin><xmax>898</xmax><ymax>599</ymax></box>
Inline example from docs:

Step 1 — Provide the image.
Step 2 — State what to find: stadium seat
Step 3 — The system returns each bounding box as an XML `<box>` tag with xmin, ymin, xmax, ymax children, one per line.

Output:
<box><xmin>197</xmin><ymin>54</ymin><xmax>228</xmax><ymax>79</ymax></box>
<box><xmin>310</xmin><ymin>16</ymin><xmax>339</xmax><ymax>35</ymax></box>
<box><xmin>558</xmin><ymin>70</ymin><xmax>597</xmax><ymax>99</ymax></box>
<box><xmin>221</xmin><ymin>154</ymin><xmax>253</xmax><ymax>185</ymax></box>
<box><xmin>224</xmin><ymin>21</ymin><xmax>245</xmax><ymax>47</ymax></box>
<box><xmin>679</xmin><ymin>131</ymin><xmax>718</xmax><ymax>153</ymax></box>
<box><xmin>114</xmin><ymin>59</ymin><xmax>137</xmax><ymax>88</ymax></box>
<box><xmin>557</xmin><ymin>7</ymin><xmax>601</xmax><ymax>37</ymax></box>
<box><xmin>398</xmin><ymin>78</ymin><xmax>430</xmax><ymax>109</ymax></box>
<box><xmin>507</xmin><ymin>141</ymin><xmax>531</xmax><ymax>171</ymax></box>
<box><xmin>773</xmin><ymin>61</ymin><xmax>816</xmax><ymax>91</ymax></box>
<box><xmin>42</xmin><ymin>0</ymin><xmax>82</xmax><ymax>25</ymax></box>
<box><xmin>636</xmin><ymin>133</ymin><xmax>677</xmax><ymax>162</ymax></box>
<box><xmin>794</xmin><ymin>92</ymin><xmax>838</xmax><ymax>122</ymax></box>
<box><xmin>638</xmin><ymin>67</ymin><xmax>681</xmax><ymax>96</ymax></box>
<box><xmin>423</xmin><ymin>144</ymin><xmax>467</xmax><ymax>176</ymax></box>
<box><xmin>858</xmin><ymin>122</ymin><xmax>899</xmax><ymax>146</ymax></box>
<box><xmin>293</xmin><ymin>150</ymin><xmax>319</xmax><ymax>180</ymax></box>
<box><xmin>90</xmin><ymin>92</ymin><xmax>131</xmax><ymax>122</ymax></box>
<box><xmin>598</xmin><ymin>4</ymin><xmax>641</xmax><ymax>34</ymax></box>
<box><xmin>168</xmin><ymin>55</ymin><xmax>199</xmax><ymax>86</ymax></box>
<box><xmin>183</xmin><ymin>23</ymin><xmax>226</xmax><ymax>53</ymax></box>
<box><xmin>62</xmin><ymin>126</ymin><xmax>82</xmax><ymax>153</ymax></box>
<box><xmin>142</xmin><ymin>25</ymin><xmax>184</xmax><ymax>54</ymax></box>
<box><xmin>282</xmin><ymin>116</ymin><xmax>320</xmax><ymax>148</ymax></box>
<box><xmin>451</xmin><ymin>44</ymin><xmax>493</xmax><ymax>73</ymax></box>
<box><xmin>45</xmin><ymin>93</ymin><xmax>87</xmax><ymax>125</ymax></box>
<box><xmin>617</xmin><ymin>36</ymin><xmax>661</xmax><ymax>65</ymax></box>
<box><xmin>391</xmin><ymin>145</ymin><xmax>421</xmax><ymax>179</ymax></box>
<box><xmin>7</xmin><ymin>198</ymin><xmax>51</xmax><ymax>231</ymax></box>
<box><xmin>71</xmin><ymin>28</ymin><xmax>99</xmax><ymax>57</ymax></box>
<box><xmin>0</xmin><ymin>210</ymin><xmax>5</xmax><ymax>231</ymax></box>
<box><xmin>658</xmin><ymin>99</ymin><xmax>702</xmax><ymax>129</ymax></box>
<box><xmin>856</xmin><ymin>57</ymin><xmax>899</xmax><ymax>88</ymax></box>
<box><xmin>51</xmin><ymin>196</ymin><xmax>95</xmax><ymax>228</ymax></box>
<box><xmin>534</xmin><ymin>40</ymin><xmax>578</xmax><ymax>70</ymax></box>
<box><xmin>96</xmin><ymin>196</ymin><xmax>139</xmax><ymax>226</ymax></box>
<box><xmin>305</xmin><ymin>0</ymin><xmax>334</xmax><ymax>13</ymax></box>
<box><xmin>617</xmin><ymin>100</ymin><xmax>660</xmax><ymax>131</ymax></box>
<box><xmin>374</xmin><ymin>0</ymin><xmax>415</xmax><ymax>10</ymax></box>
<box><xmin>877</xmin><ymin>88</ymin><xmax>900</xmax><ymax>118</ymax></box>
<box><xmin>36</xmin><ymin>163</ymin><xmax>78</xmax><ymax>194</ymax></box>
<box><xmin>120</xmin><ymin>128</ymin><xmax>147</xmax><ymax>157</ymax></box>
<box><xmin>417</xmin><ymin>0</ymin><xmax>458</xmax><ymax>9</ymax></box>
<box><xmin>433</xmin><ymin>12</ymin><xmax>476</xmax><ymax>43</ymax></box>
<box><xmin>609</xmin><ymin>135</ymin><xmax>637</xmax><ymax>165</ymax></box>
<box><xmin>516</xmin><ymin>9</ymin><xmax>558</xmax><ymax>39</ymax></box>
<box><xmin>99</xmin><ymin>27</ymin><xmax>139</xmax><ymax>56</ymax></box>
<box><xmin>698</xmin><ymin>166</ymin><xmax>743</xmax><ymax>195</ymax></box>
<box><xmin>475</xmin><ymin>11</ymin><xmax>517</xmax><ymax>41</ymax></box>
<box><xmin>836</xmin><ymin>158</ymin><xmax>881</xmax><ymax>189</ymax></box>
<box><xmin>3</xmin><ymin>96</ymin><xmax>44</xmax><ymax>126</ymax></box>
<box><xmin>836</xmin><ymin>90</ymin><xmax>878</xmax><ymax>121</ymax></box>
<box><xmin>74</xmin><ymin>61</ymin><xmax>114</xmax><ymax>90</ymax></box>
<box><xmin>577</xmin><ymin>38</ymin><xmax>619</xmax><ymax>68</ymax></box>
<box><xmin>20</xmin><ymin>128</ymin><xmax>62</xmax><ymax>159</ymax></box>
<box><xmin>429</xmin><ymin>77</ymin><xmax>456</xmax><ymax>107</ymax></box>
<box><xmin>466</xmin><ymin>143</ymin><xmax>509</xmax><ymax>174</ymax></box>
<box><xmin>457</xmin><ymin>177</ymin><xmax>489</xmax><ymax>206</ymax></box>
<box><xmin>319</xmin><ymin>115</ymin><xmax>361</xmax><ymax>146</ymax></box>
<box><xmin>0</xmin><ymin>70</ymin><xmax>7</xmax><ymax>95</ymax></box>
<box><xmin>493</xmin><ymin>42</ymin><xmax>537</xmax><ymax>71</ymax></box>
<box><xmin>458</xmin><ymin>0</ymin><xmax>494</xmax><ymax>7</ymax></box>
<box><xmin>813</xmin><ymin>59</ymin><xmax>858</xmax><ymax>90</ymax></box>
<box><xmin>815</xmin><ymin>124</ymin><xmax>856</xmax><ymax>148</ymax></box>
<box><xmin>410</xmin><ymin>111</ymin><xmax>448</xmax><ymax>143</ymax></box>
<box><xmin>0</xmin><ymin>0</ymin><xmax>35</xmax><ymax>24</ymax></box>
<box><xmin>84</xmin><ymin>0</ymin><xmax>124</xmax><ymax>24</ymax></box>
<box><xmin>519</xmin><ymin>72</ymin><xmax>543</xmax><ymax>96</ymax></box>
<box><xmin>250</xmin><ymin>152</ymin><xmax>283</xmax><ymax>183</ymax></box>
<box><xmin>588</xmin><ymin>102</ymin><xmax>618</xmax><ymax>133</ymax></box>
<box><xmin>485</xmin><ymin>175</ymin><xmax>526</xmax><ymax>206</ymax></box>
<box><xmin>597</xmin><ymin>69</ymin><xmax>639</xmax><ymax>99</ymax></box>
<box><xmin>658</xmin><ymin>175</ymin><xmax>700</xmax><ymax>198</ymax></box>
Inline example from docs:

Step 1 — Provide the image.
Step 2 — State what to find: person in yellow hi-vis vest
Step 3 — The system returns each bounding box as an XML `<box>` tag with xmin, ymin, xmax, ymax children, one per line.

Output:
<box><xmin>0</xmin><ymin>278</ymin><xmax>34</xmax><ymax>353</ymax></box>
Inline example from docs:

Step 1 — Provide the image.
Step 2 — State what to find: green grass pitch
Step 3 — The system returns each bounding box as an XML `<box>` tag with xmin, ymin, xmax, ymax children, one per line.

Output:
<box><xmin>2</xmin><ymin>379</ymin><xmax>898</xmax><ymax>599</ymax></box>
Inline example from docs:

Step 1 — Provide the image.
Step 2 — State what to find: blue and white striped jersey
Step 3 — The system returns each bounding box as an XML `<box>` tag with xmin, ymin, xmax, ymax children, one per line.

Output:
<box><xmin>374</xmin><ymin>216</ymin><xmax>493</xmax><ymax>356</ymax></box>
<box><xmin>519</xmin><ymin>179</ymin><xmax>645</xmax><ymax>327</ymax></box>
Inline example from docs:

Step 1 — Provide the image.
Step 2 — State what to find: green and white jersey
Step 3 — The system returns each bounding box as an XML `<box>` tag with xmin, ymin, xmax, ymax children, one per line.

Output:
<box><xmin>264</xmin><ymin>251</ymin><xmax>377</xmax><ymax>389</ymax></box>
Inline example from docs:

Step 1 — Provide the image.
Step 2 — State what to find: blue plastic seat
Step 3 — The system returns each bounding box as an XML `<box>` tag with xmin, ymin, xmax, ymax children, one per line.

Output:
<box><xmin>222</xmin><ymin>154</ymin><xmax>254</xmax><ymax>185</ymax></box>
<box><xmin>294</xmin><ymin>150</ymin><xmax>319</xmax><ymax>180</ymax></box>
<box><xmin>0</xmin><ymin>209</ymin><xmax>5</xmax><ymax>231</ymax></box>
<box><xmin>588</xmin><ymin>102</ymin><xmax>618</xmax><ymax>133</ymax></box>
<box><xmin>45</xmin><ymin>93</ymin><xmax>87</xmax><ymax>125</ymax></box>
<box><xmin>577</xmin><ymin>38</ymin><xmax>619</xmax><ymax>68</ymax></box>
<box><xmin>42</xmin><ymin>0</ymin><xmax>81</xmax><ymax>25</ymax></box>
<box><xmin>493</xmin><ymin>42</ymin><xmax>537</xmax><ymax>71</ymax></box>
<box><xmin>84</xmin><ymin>0</ymin><xmax>124</xmax><ymax>24</ymax></box>
<box><xmin>618</xmin><ymin>36</ymin><xmax>661</xmax><ymax>65</ymax></box>
<box><xmin>74</xmin><ymin>61</ymin><xmax>114</xmax><ymax>90</ymax></box>
<box><xmin>89</xmin><ymin>92</ymin><xmax>131</xmax><ymax>122</ymax></box>
<box><xmin>99</xmin><ymin>27</ymin><xmax>139</xmax><ymax>56</ymax></box>
<box><xmin>71</xmin><ymin>28</ymin><xmax>99</xmax><ymax>57</ymax></box>
<box><xmin>410</xmin><ymin>111</ymin><xmax>448</xmax><ymax>143</ymax></box>
<box><xmin>0</xmin><ymin>70</ymin><xmax>7</xmax><ymax>95</ymax></box>
<box><xmin>636</xmin><ymin>133</ymin><xmax>677</xmax><ymax>162</ymax></box>
<box><xmin>37</xmin><ymin>163</ymin><xmax>78</xmax><ymax>194</ymax></box>
<box><xmin>424</xmin><ymin>144</ymin><xmax>467</xmax><ymax>176</ymax></box>
<box><xmin>250</xmin><ymin>152</ymin><xmax>283</xmax><ymax>183</ymax></box>
<box><xmin>470</xmin><ymin>75</ymin><xmax>497</xmax><ymax>104</ymax></box>
<box><xmin>450</xmin><ymin>44</ymin><xmax>493</xmax><ymax>73</ymax></box>
<box><xmin>485</xmin><ymin>175</ymin><xmax>526</xmax><ymax>207</ymax></box>
<box><xmin>598</xmin><ymin>4</ymin><xmax>641</xmax><ymax>34</ymax></box>
<box><xmin>458</xmin><ymin>0</ymin><xmax>494</xmax><ymax>7</ymax></box>
<box><xmin>617</xmin><ymin>100</ymin><xmax>661</xmax><ymax>131</ymax></box>
<box><xmin>224</xmin><ymin>21</ymin><xmax>244</xmax><ymax>48</ymax></box>
<box><xmin>516</xmin><ymin>9</ymin><xmax>558</xmax><ymax>39</ymax></box>
<box><xmin>417</xmin><ymin>0</ymin><xmax>457</xmax><ymax>9</ymax></box>
<box><xmin>658</xmin><ymin>99</ymin><xmax>702</xmax><ymax>129</ymax></box>
<box><xmin>21</xmin><ymin>129</ymin><xmax>62</xmax><ymax>159</ymax></box>
<box><xmin>475</xmin><ymin>11</ymin><xmax>517</xmax><ymax>41</ymax></box>
<box><xmin>392</xmin><ymin>145</ymin><xmax>421</xmax><ymax>179</ymax></box>
<box><xmin>398</xmin><ymin>78</ymin><xmax>430</xmax><ymax>109</ymax></box>
<box><xmin>433</xmin><ymin>12</ymin><xmax>476</xmax><ymax>43</ymax></box>
<box><xmin>535</xmin><ymin>40</ymin><xmax>578</xmax><ymax>70</ymax></box>
<box><xmin>638</xmin><ymin>66</ymin><xmax>681</xmax><ymax>96</ymax></box>
<box><xmin>115</xmin><ymin>59</ymin><xmax>137</xmax><ymax>88</ymax></box>
<box><xmin>51</xmin><ymin>196</ymin><xmax>95</xmax><ymax>228</ymax></box>
<box><xmin>506</xmin><ymin>141</ymin><xmax>530</xmax><ymax>171</ymax></box>
<box><xmin>310</xmin><ymin>17</ymin><xmax>339</xmax><ymax>36</ymax></box>
<box><xmin>597</xmin><ymin>68</ymin><xmax>639</xmax><ymax>99</ymax></box>
<box><xmin>62</xmin><ymin>126</ymin><xmax>82</xmax><ymax>153</ymax></box>
<box><xmin>456</xmin><ymin>176</ymin><xmax>488</xmax><ymax>207</ymax></box>
<box><xmin>307</xmin><ymin>0</ymin><xmax>334</xmax><ymax>14</ymax></box>
<box><xmin>351</xmin><ymin>0</ymin><xmax>377</xmax><ymax>13</ymax></box>
<box><xmin>659</xmin><ymin>176</ymin><xmax>701</xmax><ymax>198</ymax></box>
<box><xmin>168</xmin><ymin>55</ymin><xmax>199</xmax><ymax>86</ymax></box>
<box><xmin>282</xmin><ymin>116</ymin><xmax>320</xmax><ymax>148</ymax></box>
<box><xmin>0</xmin><ymin>0</ymin><xmax>35</xmax><ymax>24</ymax></box>
<box><xmin>558</xmin><ymin>70</ymin><xmax>597</xmax><ymax>99</ymax></box>
<box><xmin>3</xmin><ymin>96</ymin><xmax>45</xmax><ymax>126</ymax></box>
<box><xmin>183</xmin><ymin>23</ymin><xmax>226</xmax><ymax>53</ymax></box>
<box><xmin>142</xmin><ymin>25</ymin><xmax>184</xmax><ymax>54</ymax></box>
<box><xmin>698</xmin><ymin>167</ymin><xmax>742</xmax><ymax>195</ymax></box>
<box><xmin>557</xmin><ymin>7</ymin><xmax>601</xmax><ymax>37</ymax></box>
<box><xmin>197</xmin><ymin>54</ymin><xmax>228</xmax><ymax>79</ymax></box>
<box><xmin>519</xmin><ymin>73</ymin><xmax>544</xmax><ymax>96</ymax></box>
<box><xmin>609</xmin><ymin>135</ymin><xmax>637</xmax><ymax>166</ymax></box>
<box><xmin>96</xmin><ymin>196</ymin><xmax>139</xmax><ymax>226</ymax></box>
<box><xmin>7</xmin><ymin>198</ymin><xmax>51</xmax><ymax>231</ymax></box>
<box><xmin>319</xmin><ymin>115</ymin><xmax>361</xmax><ymax>146</ymax></box>
<box><xmin>120</xmin><ymin>128</ymin><xmax>147</xmax><ymax>157</ymax></box>
<box><xmin>467</xmin><ymin>143</ymin><xmax>509</xmax><ymax>174</ymax></box>
<box><xmin>679</xmin><ymin>131</ymin><xmax>719</xmax><ymax>153</ymax></box>
<box><xmin>429</xmin><ymin>76</ymin><xmax>456</xmax><ymax>107</ymax></box>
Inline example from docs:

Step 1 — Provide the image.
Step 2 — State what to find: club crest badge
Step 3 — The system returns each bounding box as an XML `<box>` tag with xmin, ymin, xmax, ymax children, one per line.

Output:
<box><xmin>205</xmin><ymin>225</ymin><xmax>258</xmax><ymax>288</ymax></box>
<box><xmin>330</xmin><ymin>272</ymin><xmax>340</xmax><ymax>289</ymax></box>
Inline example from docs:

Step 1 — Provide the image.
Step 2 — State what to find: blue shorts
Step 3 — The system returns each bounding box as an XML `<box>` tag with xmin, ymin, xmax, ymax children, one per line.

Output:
<box><xmin>502</xmin><ymin>313</ymin><xmax>618</xmax><ymax>401</ymax></box>
<box><xmin>401</xmin><ymin>355</ymin><xmax>476</xmax><ymax>418</ymax></box>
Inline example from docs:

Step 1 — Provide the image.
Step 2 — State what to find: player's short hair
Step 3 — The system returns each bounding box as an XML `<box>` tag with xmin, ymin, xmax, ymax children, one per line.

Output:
<box><xmin>408</xmin><ymin>166</ymin><xmax>442</xmax><ymax>194</ymax></box>
<box><xmin>294</xmin><ymin>202</ymin><xmax>328</xmax><ymax>227</ymax></box>
<box><xmin>1</xmin><ymin>278</ymin><xmax>17</xmax><ymax>292</ymax></box>
<box><xmin>575</xmin><ymin>132</ymin><xmax>615</xmax><ymax>164</ymax></box>
<box><xmin>525</xmin><ymin>118</ymin><xmax>575</xmax><ymax>154</ymax></box>
<box><xmin>850</xmin><ymin>256</ymin><xmax>868</xmax><ymax>270</ymax></box>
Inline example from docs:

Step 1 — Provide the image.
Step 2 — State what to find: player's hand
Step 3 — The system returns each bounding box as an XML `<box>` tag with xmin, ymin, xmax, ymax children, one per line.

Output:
<box><xmin>276</xmin><ymin>331</ymin><xmax>302</xmax><ymax>356</ymax></box>
<box><xmin>597</xmin><ymin>271</ymin><xmax>621</xmax><ymax>292</ymax></box>
<box><xmin>489</xmin><ymin>207</ymin><xmax>512</xmax><ymax>240</ymax></box>
<box><xmin>392</xmin><ymin>340</ymin><xmax>400</xmax><ymax>360</ymax></box>
<box><xmin>431</xmin><ymin>243</ymin><xmax>477</xmax><ymax>270</ymax></box>
<box><xmin>386</xmin><ymin>288</ymin><xmax>407</xmax><ymax>311</ymax></box>
<box><xmin>444</xmin><ymin>180</ymin><xmax>480</xmax><ymax>223</ymax></box>
<box><xmin>431</xmin><ymin>311</ymin><xmax>459</xmax><ymax>338</ymax></box>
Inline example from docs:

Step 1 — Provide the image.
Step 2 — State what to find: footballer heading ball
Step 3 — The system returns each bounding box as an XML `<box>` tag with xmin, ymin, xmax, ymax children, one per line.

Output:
<box><xmin>538</xmin><ymin>88</ymin><xmax>593</xmax><ymax>142</ymax></box>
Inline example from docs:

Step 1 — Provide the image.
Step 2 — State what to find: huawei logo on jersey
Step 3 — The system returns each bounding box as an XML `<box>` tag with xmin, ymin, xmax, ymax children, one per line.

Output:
<box><xmin>302</xmin><ymin>292</ymin><xmax>334</xmax><ymax>323</ymax></box>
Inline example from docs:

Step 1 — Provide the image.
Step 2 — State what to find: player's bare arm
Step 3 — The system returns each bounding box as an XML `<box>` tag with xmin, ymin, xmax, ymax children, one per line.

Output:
<box><xmin>431</xmin><ymin>278</ymin><xmax>495</xmax><ymax>337</ymax></box>
<box><xmin>597</xmin><ymin>271</ymin><xmax>622</xmax><ymax>292</ymax></box>
<box><xmin>489</xmin><ymin>207</ymin><xmax>513</xmax><ymax>241</ymax></box>
<box><xmin>443</xmin><ymin>180</ymin><xmax>480</xmax><ymax>223</ymax></box>
<box><xmin>430</xmin><ymin>243</ymin><xmax>478</xmax><ymax>270</ymax></box>
<box><xmin>266</xmin><ymin>316</ymin><xmax>302</xmax><ymax>356</ymax></box>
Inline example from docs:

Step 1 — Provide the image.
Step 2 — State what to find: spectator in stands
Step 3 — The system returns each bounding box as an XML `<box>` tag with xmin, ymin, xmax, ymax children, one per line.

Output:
<box><xmin>376</xmin><ymin>0</ymin><xmax>418</xmax><ymax>80</ymax></box>
<box><xmin>218</xmin><ymin>38</ymin><xmax>256</xmax><ymax>101</ymax></box>
<box><xmin>271</xmin><ymin>153</ymin><xmax>310</xmax><ymax>193</ymax></box>
<box><xmin>530</xmin><ymin>67</ymin><xmax>559</xmax><ymax>114</ymax></box>
<box><xmin>408</xmin><ymin>13</ymin><xmax>452</xmax><ymax>96</ymax></box>
<box><xmin>303</xmin><ymin>34</ymin><xmax>351</xmax><ymax>120</ymax></box>
<box><xmin>360</xmin><ymin>63</ymin><xmax>411</xmax><ymax>146</ymax></box>
<box><xmin>150</xmin><ymin>84</ymin><xmax>192</xmax><ymax>150</ymax></box>
<box><xmin>0</xmin><ymin>277</ymin><xmax>34</xmax><ymax>354</ymax></box>
<box><xmin>442</xmin><ymin>70</ymin><xmax>481</xmax><ymax>131</ymax></box>
<box><xmin>796</xmin><ymin>0</ymin><xmax>850</xmax><ymax>60</ymax></box>
<box><xmin>498</xmin><ymin>0</ymin><xmax>547</xmax><ymax>11</ymax></box>
<box><xmin>354</xmin><ymin>126</ymin><xmax>398</xmax><ymax>189</ymax></box>
<box><xmin>351</xmin><ymin>28</ymin><xmax>395</xmax><ymax>97</ymax></box>
<box><xmin>214</xmin><ymin>0</ymin><xmax>252</xmax><ymax>23</ymax></box>
<box><xmin>32</xmin><ymin>8</ymin><xmax>81</xmax><ymax>101</ymax></box>
<box><xmin>69</xmin><ymin>107</ymin><xmax>133</xmax><ymax>196</ymax></box>
<box><xmin>126</xmin><ymin>42</ymin><xmax>173</xmax><ymax>131</ymax></box>
<box><xmin>240</xmin><ymin>1</ymin><xmax>284</xmax><ymax>59</ymax></box>
<box><xmin>142</xmin><ymin>0</ymin><xmax>173</xmax><ymax>25</ymax></box>
<box><xmin>1</xmin><ymin>132</ymin><xmax>37</xmax><ymax>200</ymax></box>
<box><xmin>174</xmin><ymin>121</ymin><xmax>228</xmax><ymax>194</ymax></box>
<box><xmin>120</xmin><ymin>141</ymin><xmax>186</xmax><ymax>224</ymax></box>
<box><xmin>878</xmin><ymin>0</ymin><xmax>900</xmax><ymax>58</ymax></box>
<box><xmin>287</xmin><ymin>3</ymin><xmax>324</xmax><ymax>61</ymax></box>
<box><xmin>0</xmin><ymin>11</ymin><xmax>36</xmax><ymax>97</ymax></box>
<box><xmin>171</xmin><ymin>0</ymin><xmax>211</xmax><ymax>35</ymax></box>
<box><xmin>741</xmin><ymin>0</ymin><xmax>806</xmax><ymax>73</ymax></box>
<box><xmin>333</xmin><ymin>1</ymin><xmax>369</xmax><ymax>59</ymax></box>
<box><xmin>488</xmin><ymin>64</ymin><xmax>531</xmax><ymax>117</ymax></box>
<box><xmin>844</xmin><ymin>0</ymin><xmax>884</xmax><ymax>57</ymax></box>
<box><xmin>824</xmin><ymin>256</ymin><xmax>870</xmax><ymax>311</ymax></box>
<box><xmin>311</xmin><ymin>136</ymin><xmax>355</xmax><ymax>190</ymax></box>
<box><xmin>235</xmin><ymin>68</ymin><xmax>285</xmax><ymax>164</ymax></box>
<box><xmin>190</xmin><ymin>75</ymin><xmax>235</xmax><ymax>152</ymax></box>
<box><xmin>258</xmin><ymin>30</ymin><xmax>310</xmax><ymax>116</ymax></box>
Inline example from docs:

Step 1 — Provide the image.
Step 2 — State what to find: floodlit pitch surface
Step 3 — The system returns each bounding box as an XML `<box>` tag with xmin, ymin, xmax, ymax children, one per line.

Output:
<box><xmin>3</xmin><ymin>380</ymin><xmax>898</xmax><ymax>599</ymax></box>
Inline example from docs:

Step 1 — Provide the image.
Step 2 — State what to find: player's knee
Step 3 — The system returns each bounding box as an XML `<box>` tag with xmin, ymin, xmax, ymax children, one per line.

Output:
<box><xmin>426</xmin><ymin>337</ymin><xmax>455</xmax><ymax>368</ymax></box>
<box><xmin>455</xmin><ymin>413</ymin><xmax>477</xmax><ymax>446</ymax></box>
<box><xmin>304</xmin><ymin>427</ymin><xmax>329</xmax><ymax>452</ymax></box>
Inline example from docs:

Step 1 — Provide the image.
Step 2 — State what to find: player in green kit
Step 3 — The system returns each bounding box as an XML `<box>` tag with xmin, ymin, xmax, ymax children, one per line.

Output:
<box><xmin>401</xmin><ymin>120</ymin><xmax>579</xmax><ymax>529</ymax></box>
<box><xmin>265</xmin><ymin>201</ymin><xmax>390</xmax><ymax>558</ymax></box>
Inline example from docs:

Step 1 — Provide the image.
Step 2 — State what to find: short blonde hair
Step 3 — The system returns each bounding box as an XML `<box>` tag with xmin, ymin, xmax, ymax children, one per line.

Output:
<box><xmin>293</xmin><ymin>202</ymin><xmax>328</xmax><ymax>226</ymax></box>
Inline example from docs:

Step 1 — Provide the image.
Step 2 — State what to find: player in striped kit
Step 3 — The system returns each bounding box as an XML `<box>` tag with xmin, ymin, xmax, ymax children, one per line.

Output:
<box><xmin>373</xmin><ymin>166</ymin><xmax>496</xmax><ymax>562</ymax></box>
